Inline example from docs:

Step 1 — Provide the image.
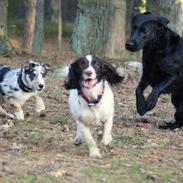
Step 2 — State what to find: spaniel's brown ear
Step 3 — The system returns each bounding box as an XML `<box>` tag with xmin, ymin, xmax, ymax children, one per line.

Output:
<box><xmin>64</xmin><ymin>63</ymin><xmax>80</xmax><ymax>90</ymax></box>
<box><xmin>96</xmin><ymin>58</ymin><xmax>124</xmax><ymax>84</ymax></box>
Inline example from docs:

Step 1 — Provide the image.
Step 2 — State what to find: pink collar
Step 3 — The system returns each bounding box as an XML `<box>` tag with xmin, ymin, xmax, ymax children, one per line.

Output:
<box><xmin>78</xmin><ymin>82</ymin><xmax>105</xmax><ymax>107</ymax></box>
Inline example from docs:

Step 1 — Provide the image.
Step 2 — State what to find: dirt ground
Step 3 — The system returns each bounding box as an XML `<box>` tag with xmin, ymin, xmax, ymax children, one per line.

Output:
<box><xmin>0</xmin><ymin>39</ymin><xmax>183</xmax><ymax>183</ymax></box>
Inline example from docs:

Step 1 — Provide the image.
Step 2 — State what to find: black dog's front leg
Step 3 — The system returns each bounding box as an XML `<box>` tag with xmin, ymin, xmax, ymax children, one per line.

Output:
<box><xmin>146</xmin><ymin>76</ymin><xmax>176</xmax><ymax>111</ymax></box>
<box><xmin>136</xmin><ymin>74</ymin><xmax>149</xmax><ymax>116</ymax></box>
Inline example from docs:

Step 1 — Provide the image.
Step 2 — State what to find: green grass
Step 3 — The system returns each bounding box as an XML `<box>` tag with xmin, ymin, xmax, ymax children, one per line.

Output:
<box><xmin>8</xmin><ymin>20</ymin><xmax>73</xmax><ymax>39</ymax></box>
<box><xmin>0</xmin><ymin>173</ymin><xmax>62</xmax><ymax>183</ymax></box>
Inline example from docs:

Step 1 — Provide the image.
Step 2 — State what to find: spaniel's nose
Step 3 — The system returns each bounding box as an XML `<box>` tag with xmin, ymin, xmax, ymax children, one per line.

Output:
<box><xmin>84</xmin><ymin>70</ymin><xmax>92</xmax><ymax>76</ymax></box>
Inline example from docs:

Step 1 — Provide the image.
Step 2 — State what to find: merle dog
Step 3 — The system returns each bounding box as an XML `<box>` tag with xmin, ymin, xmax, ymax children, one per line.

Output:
<box><xmin>126</xmin><ymin>12</ymin><xmax>183</xmax><ymax>129</ymax></box>
<box><xmin>0</xmin><ymin>60</ymin><xmax>51</xmax><ymax>120</ymax></box>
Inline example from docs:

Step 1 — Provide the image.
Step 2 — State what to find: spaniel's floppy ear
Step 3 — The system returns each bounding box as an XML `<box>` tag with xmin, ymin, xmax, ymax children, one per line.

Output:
<box><xmin>64</xmin><ymin>63</ymin><xmax>80</xmax><ymax>90</ymax></box>
<box><xmin>101</xmin><ymin>60</ymin><xmax>124</xmax><ymax>84</ymax></box>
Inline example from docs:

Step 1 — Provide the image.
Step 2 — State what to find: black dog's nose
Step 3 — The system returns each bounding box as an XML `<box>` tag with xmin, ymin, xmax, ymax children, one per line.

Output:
<box><xmin>125</xmin><ymin>40</ymin><xmax>138</xmax><ymax>51</ymax></box>
<box><xmin>39</xmin><ymin>84</ymin><xmax>44</xmax><ymax>89</ymax></box>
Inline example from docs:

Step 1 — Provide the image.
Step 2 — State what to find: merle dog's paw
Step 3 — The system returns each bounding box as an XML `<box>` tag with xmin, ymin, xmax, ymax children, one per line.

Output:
<box><xmin>146</xmin><ymin>91</ymin><xmax>159</xmax><ymax>111</ymax></box>
<box><xmin>136</xmin><ymin>98</ymin><xmax>147</xmax><ymax>116</ymax></box>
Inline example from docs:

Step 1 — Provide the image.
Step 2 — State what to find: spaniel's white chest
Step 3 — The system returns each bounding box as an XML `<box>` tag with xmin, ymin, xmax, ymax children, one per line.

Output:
<box><xmin>68</xmin><ymin>82</ymin><xmax>114</xmax><ymax>126</ymax></box>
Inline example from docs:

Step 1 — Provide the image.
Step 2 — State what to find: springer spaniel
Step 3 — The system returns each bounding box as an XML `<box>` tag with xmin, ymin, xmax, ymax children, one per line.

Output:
<box><xmin>0</xmin><ymin>60</ymin><xmax>51</xmax><ymax>120</ymax></box>
<box><xmin>64</xmin><ymin>55</ymin><xmax>123</xmax><ymax>158</ymax></box>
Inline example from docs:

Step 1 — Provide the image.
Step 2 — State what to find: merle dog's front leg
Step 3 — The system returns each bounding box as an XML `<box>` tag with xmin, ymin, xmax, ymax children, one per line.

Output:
<box><xmin>136</xmin><ymin>74</ymin><xmax>149</xmax><ymax>116</ymax></box>
<box><xmin>146</xmin><ymin>76</ymin><xmax>176</xmax><ymax>111</ymax></box>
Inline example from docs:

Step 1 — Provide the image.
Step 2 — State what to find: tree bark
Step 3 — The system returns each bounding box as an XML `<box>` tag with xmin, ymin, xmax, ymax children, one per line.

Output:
<box><xmin>58</xmin><ymin>0</ymin><xmax>62</xmax><ymax>52</ymax></box>
<box><xmin>0</xmin><ymin>0</ymin><xmax>8</xmax><ymax>33</ymax></box>
<box><xmin>22</xmin><ymin>0</ymin><xmax>44</xmax><ymax>55</ymax></box>
<box><xmin>71</xmin><ymin>0</ymin><xmax>127</xmax><ymax>60</ymax></box>
<box><xmin>159</xmin><ymin>0</ymin><xmax>183</xmax><ymax>37</ymax></box>
<box><xmin>0</xmin><ymin>0</ymin><xmax>13</xmax><ymax>56</ymax></box>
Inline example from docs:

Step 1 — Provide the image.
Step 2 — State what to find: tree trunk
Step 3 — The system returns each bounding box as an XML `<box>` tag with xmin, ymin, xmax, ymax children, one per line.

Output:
<box><xmin>22</xmin><ymin>0</ymin><xmax>44</xmax><ymax>55</ymax></box>
<box><xmin>71</xmin><ymin>0</ymin><xmax>127</xmax><ymax>60</ymax></box>
<box><xmin>58</xmin><ymin>0</ymin><xmax>62</xmax><ymax>52</ymax></box>
<box><xmin>159</xmin><ymin>0</ymin><xmax>183</xmax><ymax>37</ymax></box>
<box><xmin>0</xmin><ymin>0</ymin><xmax>8</xmax><ymax>33</ymax></box>
<box><xmin>0</xmin><ymin>0</ymin><xmax>13</xmax><ymax>56</ymax></box>
<box><xmin>51</xmin><ymin>0</ymin><xmax>59</xmax><ymax>23</ymax></box>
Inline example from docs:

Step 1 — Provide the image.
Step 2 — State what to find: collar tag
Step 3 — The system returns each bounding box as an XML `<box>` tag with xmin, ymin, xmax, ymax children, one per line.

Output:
<box><xmin>78</xmin><ymin>82</ymin><xmax>105</xmax><ymax>107</ymax></box>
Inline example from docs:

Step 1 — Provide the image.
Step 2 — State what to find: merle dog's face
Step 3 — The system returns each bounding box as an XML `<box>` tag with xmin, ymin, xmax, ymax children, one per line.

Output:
<box><xmin>126</xmin><ymin>12</ymin><xmax>169</xmax><ymax>52</ymax></box>
<box><xmin>21</xmin><ymin>60</ymin><xmax>51</xmax><ymax>91</ymax></box>
<box><xmin>65</xmin><ymin>55</ymin><xmax>123</xmax><ymax>90</ymax></box>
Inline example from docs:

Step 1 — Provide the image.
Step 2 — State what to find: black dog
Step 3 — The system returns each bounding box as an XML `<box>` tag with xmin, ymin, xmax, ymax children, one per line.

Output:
<box><xmin>126</xmin><ymin>12</ymin><xmax>183</xmax><ymax>129</ymax></box>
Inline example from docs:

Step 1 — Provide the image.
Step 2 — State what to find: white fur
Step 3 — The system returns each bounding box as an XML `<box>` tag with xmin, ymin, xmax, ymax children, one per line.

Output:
<box><xmin>86</xmin><ymin>55</ymin><xmax>92</xmax><ymax>62</ymax></box>
<box><xmin>69</xmin><ymin>81</ymin><xmax>114</xmax><ymax>158</ymax></box>
<box><xmin>0</xmin><ymin>64</ymin><xmax>46</xmax><ymax>120</ymax></box>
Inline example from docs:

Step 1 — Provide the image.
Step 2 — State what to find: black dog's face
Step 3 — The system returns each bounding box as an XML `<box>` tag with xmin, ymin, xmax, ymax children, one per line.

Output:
<box><xmin>65</xmin><ymin>55</ymin><xmax>123</xmax><ymax>90</ymax></box>
<box><xmin>126</xmin><ymin>12</ymin><xmax>169</xmax><ymax>52</ymax></box>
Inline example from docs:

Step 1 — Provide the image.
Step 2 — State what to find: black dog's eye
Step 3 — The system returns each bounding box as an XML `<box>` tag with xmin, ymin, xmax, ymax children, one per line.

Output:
<box><xmin>132</xmin><ymin>25</ymin><xmax>137</xmax><ymax>30</ymax></box>
<box><xmin>141</xmin><ymin>28</ymin><xmax>148</xmax><ymax>35</ymax></box>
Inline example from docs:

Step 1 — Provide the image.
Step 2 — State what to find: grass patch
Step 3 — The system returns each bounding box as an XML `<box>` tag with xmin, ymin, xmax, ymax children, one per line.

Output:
<box><xmin>159</xmin><ymin>137</ymin><xmax>171</xmax><ymax>146</ymax></box>
<box><xmin>8</xmin><ymin>20</ymin><xmax>73</xmax><ymax>39</ymax></box>
<box><xmin>0</xmin><ymin>173</ymin><xmax>61</xmax><ymax>183</ymax></box>
<box><xmin>50</xmin><ymin>115</ymin><xmax>68</xmax><ymax>125</ymax></box>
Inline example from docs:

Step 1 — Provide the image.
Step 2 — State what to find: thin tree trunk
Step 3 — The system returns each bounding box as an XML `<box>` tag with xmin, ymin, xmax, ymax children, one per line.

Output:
<box><xmin>0</xmin><ymin>0</ymin><xmax>8</xmax><ymax>34</ymax></box>
<box><xmin>32</xmin><ymin>0</ymin><xmax>44</xmax><ymax>55</ymax></box>
<box><xmin>58</xmin><ymin>0</ymin><xmax>62</xmax><ymax>52</ymax></box>
<box><xmin>0</xmin><ymin>0</ymin><xmax>13</xmax><ymax>56</ymax></box>
<box><xmin>22</xmin><ymin>0</ymin><xmax>44</xmax><ymax>55</ymax></box>
<box><xmin>23</xmin><ymin>0</ymin><xmax>36</xmax><ymax>53</ymax></box>
<box><xmin>71</xmin><ymin>0</ymin><xmax>126</xmax><ymax>60</ymax></box>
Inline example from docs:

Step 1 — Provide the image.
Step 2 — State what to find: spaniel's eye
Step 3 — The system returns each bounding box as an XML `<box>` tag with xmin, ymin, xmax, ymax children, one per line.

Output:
<box><xmin>79</xmin><ymin>61</ymin><xmax>85</xmax><ymax>68</ymax></box>
<box><xmin>93</xmin><ymin>61</ymin><xmax>100</xmax><ymax>68</ymax></box>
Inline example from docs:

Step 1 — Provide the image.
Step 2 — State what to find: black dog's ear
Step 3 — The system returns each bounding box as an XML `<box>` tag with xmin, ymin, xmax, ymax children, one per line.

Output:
<box><xmin>143</xmin><ymin>11</ymin><xmax>152</xmax><ymax>15</ymax></box>
<box><xmin>158</xmin><ymin>16</ymin><xmax>169</xmax><ymax>26</ymax></box>
<box><xmin>64</xmin><ymin>63</ymin><xmax>79</xmax><ymax>90</ymax></box>
<box><xmin>101</xmin><ymin>60</ymin><xmax>124</xmax><ymax>84</ymax></box>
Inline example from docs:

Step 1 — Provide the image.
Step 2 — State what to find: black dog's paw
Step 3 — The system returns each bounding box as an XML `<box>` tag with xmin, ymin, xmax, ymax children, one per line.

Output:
<box><xmin>136</xmin><ymin>98</ymin><xmax>147</xmax><ymax>116</ymax></box>
<box><xmin>158</xmin><ymin>121</ymin><xmax>182</xmax><ymax>130</ymax></box>
<box><xmin>146</xmin><ymin>91</ymin><xmax>159</xmax><ymax>111</ymax></box>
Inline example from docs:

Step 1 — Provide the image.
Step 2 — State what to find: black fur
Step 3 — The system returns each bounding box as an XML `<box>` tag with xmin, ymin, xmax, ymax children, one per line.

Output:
<box><xmin>0</xmin><ymin>66</ymin><xmax>11</xmax><ymax>82</ymax></box>
<box><xmin>126</xmin><ymin>12</ymin><xmax>183</xmax><ymax>129</ymax></box>
<box><xmin>65</xmin><ymin>56</ymin><xmax>123</xmax><ymax>90</ymax></box>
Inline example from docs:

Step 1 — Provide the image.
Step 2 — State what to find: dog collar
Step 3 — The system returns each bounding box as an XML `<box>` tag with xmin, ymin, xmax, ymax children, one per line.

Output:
<box><xmin>17</xmin><ymin>71</ymin><xmax>33</xmax><ymax>93</ymax></box>
<box><xmin>78</xmin><ymin>82</ymin><xmax>105</xmax><ymax>107</ymax></box>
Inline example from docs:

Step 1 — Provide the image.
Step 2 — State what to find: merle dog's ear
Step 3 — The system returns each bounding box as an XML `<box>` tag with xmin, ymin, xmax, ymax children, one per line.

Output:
<box><xmin>101</xmin><ymin>60</ymin><xmax>124</xmax><ymax>84</ymax></box>
<box><xmin>22</xmin><ymin>61</ymin><xmax>35</xmax><ymax>71</ymax></box>
<box><xmin>42</xmin><ymin>63</ymin><xmax>52</xmax><ymax>72</ymax></box>
<box><xmin>158</xmin><ymin>16</ymin><xmax>169</xmax><ymax>26</ymax></box>
<box><xmin>64</xmin><ymin>63</ymin><xmax>79</xmax><ymax>90</ymax></box>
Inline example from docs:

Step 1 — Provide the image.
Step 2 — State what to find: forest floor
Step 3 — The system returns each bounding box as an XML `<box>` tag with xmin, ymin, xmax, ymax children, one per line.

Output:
<box><xmin>0</xmin><ymin>39</ymin><xmax>183</xmax><ymax>183</ymax></box>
